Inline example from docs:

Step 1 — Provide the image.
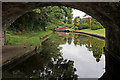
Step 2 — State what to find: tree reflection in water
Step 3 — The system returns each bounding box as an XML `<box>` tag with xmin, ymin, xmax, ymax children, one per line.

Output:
<box><xmin>73</xmin><ymin>33</ymin><xmax>105</xmax><ymax>62</ymax></box>
<box><xmin>3</xmin><ymin>32</ymin><xmax>105</xmax><ymax>78</ymax></box>
<box><xmin>6</xmin><ymin>33</ymin><xmax>78</xmax><ymax>79</ymax></box>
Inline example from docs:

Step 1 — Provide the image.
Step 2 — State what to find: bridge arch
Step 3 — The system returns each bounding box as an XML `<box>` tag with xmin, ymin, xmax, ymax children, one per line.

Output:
<box><xmin>2</xmin><ymin>2</ymin><xmax>120</xmax><ymax>78</ymax></box>
<box><xmin>3</xmin><ymin>2</ymin><xmax>119</xmax><ymax>30</ymax></box>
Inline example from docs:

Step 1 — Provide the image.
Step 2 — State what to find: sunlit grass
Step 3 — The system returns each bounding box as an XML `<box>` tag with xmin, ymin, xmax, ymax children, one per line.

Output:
<box><xmin>6</xmin><ymin>34</ymin><xmax>27</xmax><ymax>45</ymax></box>
<box><xmin>6</xmin><ymin>30</ymin><xmax>52</xmax><ymax>46</ymax></box>
<box><xmin>69</xmin><ymin>28</ymin><xmax>105</xmax><ymax>36</ymax></box>
<box><xmin>79</xmin><ymin>28</ymin><xmax>105</xmax><ymax>36</ymax></box>
<box><xmin>26</xmin><ymin>37</ymin><xmax>41</xmax><ymax>46</ymax></box>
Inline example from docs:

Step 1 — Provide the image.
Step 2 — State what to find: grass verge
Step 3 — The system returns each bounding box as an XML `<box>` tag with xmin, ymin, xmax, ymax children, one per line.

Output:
<box><xmin>70</xmin><ymin>28</ymin><xmax>105</xmax><ymax>36</ymax></box>
<box><xmin>6</xmin><ymin>30</ymin><xmax>52</xmax><ymax>46</ymax></box>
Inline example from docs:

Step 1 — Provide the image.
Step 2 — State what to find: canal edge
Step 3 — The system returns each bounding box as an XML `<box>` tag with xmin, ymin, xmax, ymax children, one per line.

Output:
<box><xmin>2</xmin><ymin>32</ymin><xmax>53</xmax><ymax>70</ymax></box>
<box><xmin>70</xmin><ymin>31</ymin><xmax>105</xmax><ymax>39</ymax></box>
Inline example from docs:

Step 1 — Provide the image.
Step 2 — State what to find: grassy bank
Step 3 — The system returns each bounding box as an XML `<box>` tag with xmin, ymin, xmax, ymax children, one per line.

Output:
<box><xmin>70</xmin><ymin>28</ymin><xmax>105</xmax><ymax>37</ymax></box>
<box><xmin>79</xmin><ymin>28</ymin><xmax>105</xmax><ymax>36</ymax></box>
<box><xmin>6</xmin><ymin>30</ymin><xmax>53</xmax><ymax>46</ymax></box>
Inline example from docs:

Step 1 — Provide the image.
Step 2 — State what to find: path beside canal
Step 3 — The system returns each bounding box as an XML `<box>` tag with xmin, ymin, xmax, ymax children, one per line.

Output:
<box><xmin>2</xmin><ymin>29</ymin><xmax>105</xmax><ymax>67</ymax></box>
<box><xmin>2</xmin><ymin>31</ymin><xmax>52</xmax><ymax>67</ymax></box>
<box><xmin>2</xmin><ymin>45</ymin><xmax>35</xmax><ymax>65</ymax></box>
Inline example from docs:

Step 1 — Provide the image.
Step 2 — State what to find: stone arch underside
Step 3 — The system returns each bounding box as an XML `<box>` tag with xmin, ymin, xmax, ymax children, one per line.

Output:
<box><xmin>2</xmin><ymin>2</ymin><xmax>120</xmax><ymax>78</ymax></box>
<box><xmin>2</xmin><ymin>2</ymin><xmax>120</xmax><ymax>30</ymax></box>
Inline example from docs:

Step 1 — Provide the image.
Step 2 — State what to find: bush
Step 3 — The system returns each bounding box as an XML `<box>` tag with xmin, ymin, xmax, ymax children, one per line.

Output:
<box><xmin>91</xmin><ymin>22</ymin><xmax>104</xmax><ymax>30</ymax></box>
<box><xmin>63</xmin><ymin>24</ymin><xmax>74</xmax><ymax>28</ymax></box>
<box><xmin>74</xmin><ymin>26</ymin><xmax>78</xmax><ymax>31</ymax></box>
<box><xmin>82</xmin><ymin>18</ymin><xmax>87</xmax><ymax>23</ymax></box>
<box><xmin>68</xmin><ymin>24</ymin><xmax>74</xmax><ymax>28</ymax></box>
<box><xmin>81</xmin><ymin>23</ymin><xmax>89</xmax><ymax>29</ymax></box>
<box><xmin>73</xmin><ymin>17</ymin><xmax>83</xmax><ymax>30</ymax></box>
<box><xmin>91</xmin><ymin>18</ymin><xmax>104</xmax><ymax>30</ymax></box>
<box><xmin>91</xmin><ymin>23</ymin><xmax>104</xmax><ymax>30</ymax></box>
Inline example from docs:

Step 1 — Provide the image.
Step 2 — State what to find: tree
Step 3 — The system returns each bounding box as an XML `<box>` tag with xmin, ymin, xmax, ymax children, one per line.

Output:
<box><xmin>73</xmin><ymin>16</ymin><xmax>83</xmax><ymax>30</ymax></box>
<box><xmin>91</xmin><ymin>17</ymin><xmax>104</xmax><ymax>30</ymax></box>
<box><xmin>8</xmin><ymin>6</ymin><xmax>73</xmax><ymax>32</ymax></box>
<box><xmin>60</xmin><ymin>7</ymin><xmax>73</xmax><ymax>24</ymax></box>
<box><xmin>7</xmin><ymin>33</ymin><xmax>78</xmax><ymax>79</ymax></box>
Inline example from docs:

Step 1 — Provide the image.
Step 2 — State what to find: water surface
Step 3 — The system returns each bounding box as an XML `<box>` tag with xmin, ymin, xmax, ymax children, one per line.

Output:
<box><xmin>3</xmin><ymin>32</ymin><xmax>105</xmax><ymax>78</ymax></box>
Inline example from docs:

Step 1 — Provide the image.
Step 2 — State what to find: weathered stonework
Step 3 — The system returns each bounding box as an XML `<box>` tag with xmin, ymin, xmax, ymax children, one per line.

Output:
<box><xmin>2</xmin><ymin>2</ymin><xmax>120</xmax><ymax>30</ymax></box>
<box><xmin>2</xmin><ymin>2</ymin><xmax>120</xmax><ymax>78</ymax></box>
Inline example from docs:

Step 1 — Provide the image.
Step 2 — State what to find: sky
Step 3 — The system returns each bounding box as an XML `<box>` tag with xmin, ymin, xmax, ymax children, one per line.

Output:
<box><xmin>72</xmin><ymin>9</ymin><xmax>91</xmax><ymax>20</ymax></box>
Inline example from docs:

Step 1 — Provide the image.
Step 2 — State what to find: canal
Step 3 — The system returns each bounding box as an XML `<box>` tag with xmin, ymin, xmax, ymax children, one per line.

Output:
<box><xmin>3</xmin><ymin>32</ymin><xmax>105</xmax><ymax>78</ymax></box>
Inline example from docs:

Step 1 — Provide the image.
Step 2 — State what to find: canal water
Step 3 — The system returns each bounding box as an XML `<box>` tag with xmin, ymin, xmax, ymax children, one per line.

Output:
<box><xmin>3</xmin><ymin>32</ymin><xmax>105</xmax><ymax>78</ymax></box>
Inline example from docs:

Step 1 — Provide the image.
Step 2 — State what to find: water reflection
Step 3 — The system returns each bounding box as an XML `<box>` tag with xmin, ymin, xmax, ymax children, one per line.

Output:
<box><xmin>73</xmin><ymin>34</ymin><xmax>104</xmax><ymax>62</ymax></box>
<box><xmin>58</xmin><ymin>32</ymin><xmax>105</xmax><ymax>78</ymax></box>
<box><xmin>2</xmin><ymin>32</ymin><xmax>105</xmax><ymax>78</ymax></box>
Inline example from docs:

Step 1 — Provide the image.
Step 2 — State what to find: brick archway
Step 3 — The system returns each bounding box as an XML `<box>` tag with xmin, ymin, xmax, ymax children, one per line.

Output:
<box><xmin>2</xmin><ymin>2</ymin><xmax>120</xmax><ymax>78</ymax></box>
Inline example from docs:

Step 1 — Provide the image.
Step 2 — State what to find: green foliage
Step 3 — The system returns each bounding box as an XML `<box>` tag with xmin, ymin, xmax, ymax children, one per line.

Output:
<box><xmin>91</xmin><ymin>17</ymin><xmax>104</xmax><ymax>30</ymax></box>
<box><xmin>26</xmin><ymin>37</ymin><xmax>41</xmax><ymax>46</ymax></box>
<box><xmin>7</xmin><ymin>34</ymin><xmax>78</xmax><ymax>78</ymax></box>
<box><xmin>73</xmin><ymin>34</ymin><xmax>105</xmax><ymax>62</ymax></box>
<box><xmin>82</xmin><ymin>23</ymin><xmax>88</xmax><ymax>29</ymax></box>
<box><xmin>63</xmin><ymin>24</ymin><xmax>74</xmax><ymax>28</ymax></box>
<box><xmin>6</xmin><ymin>6</ymin><xmax>74</xmax><ymax>46</ymax></box>
<box><xmin>5</xmin><ymin>32</ymin><xmax>104</xmax><ymax>78</ymax></box>
<box><xmin>33</xmin><ymin>8</ymin><xmax>41</xmax><ymax>13</ymax></box>
<box><xmin>73</xmin><ymin>16</ymin><xmax>83</xmax><ymax>30</ymax></box>
<box><xmin>79</xmin><ymin>28</ymin><xmax>105</xmax><ymax>36</ymax></box>
<box><xmin>61</xmin><ymin>7</ymin><xmax>73</xmax><ymax>24</ymax></box>
<box><xmin>46</xmin><ymin>22</ymin><xmax>57</xmax><ymax>31</ymax></box>
<box><xmin>6</xmin><ymin>30</ymin><xmax>52</xmax><ymax>46</ymax></box>
<box><xmin>8</xmin><ymin>6</ymin><xmax>73</xmax><ymax>32</ymax></box>
<box><xmin>90</xmin><ymin>37</ymin><xmax>105</xmax><ymax>62</ymax></box>
<box><xmin>82</xmin><ymin>18</ymin><xmax>87</xmax><ymax>23</ymax></box>
<box><xmin>6</xmin><ymin>34</ymin><xmax>26</xmax><ymax>45</ymax></box>
<box><xmin>74</xmin><ymin>26</ymin><xmax>78</xmax><ymax>31</ymax></box>
<box><xmin>68</xmin><ymin>24</ymin><xmax>74</xmax><ymax>28</ymax></box>
<box><xmin>68</xmin><ymin>36</ymin><xmax>72</xmax><ymax>45</ymax></box>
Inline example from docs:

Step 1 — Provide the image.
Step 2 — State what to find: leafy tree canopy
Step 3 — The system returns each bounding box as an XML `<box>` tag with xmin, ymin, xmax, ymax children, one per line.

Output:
<box><xmin>8</xmin><ymin>6</ymin><xmax>73</xmax><ymax>32</ymax></box>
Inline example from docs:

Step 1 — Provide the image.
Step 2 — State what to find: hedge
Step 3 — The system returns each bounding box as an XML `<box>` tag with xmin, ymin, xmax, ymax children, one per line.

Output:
<box><xmin>81</xmin><ymin>23</ymin><xmax>89</xmax><ymax>29</ymax></box>
<box><xmin>91</xmin><ymin>18</ymin><xmax>104</xmax><ymax>30</ymax></box>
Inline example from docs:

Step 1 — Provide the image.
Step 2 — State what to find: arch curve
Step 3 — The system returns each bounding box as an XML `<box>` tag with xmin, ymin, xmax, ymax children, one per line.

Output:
<box><xmin>2</xmin><ymin>2</ymin><xmax>120</xmax><ymax>30</ymax></box>
<box><xmin>2</xmin><ymin>2</ymin><xmax>120</xmax><ymax>78</ymax></box>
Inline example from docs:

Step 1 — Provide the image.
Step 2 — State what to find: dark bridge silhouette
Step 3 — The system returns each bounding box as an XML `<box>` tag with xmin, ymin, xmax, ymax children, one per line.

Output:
<box><xmin>2</xmin><ymin>2</ymin><xmax>120</xmax><ymax>79</ymax></box>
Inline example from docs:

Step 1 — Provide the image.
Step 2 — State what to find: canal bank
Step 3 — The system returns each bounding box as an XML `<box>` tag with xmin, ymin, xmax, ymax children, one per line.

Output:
<box><xmin>2</xmin><ymin>32</ymin><xmax>53</xmax><ymax>70</ymax></box>
<box><xmin>75</xmin><ymin>31</ymin><xmax>105</xmax><ymax>39</ymax></box>
<box><xmin>2</xmin><ymin>30</ymin><xmax>105</xmax><ymax>69</ymax></box>
<box><xmin>69</xmin><ymin>30</ymin><xmax>105</xmax><ymax>39</ymax></box>
<box><xmin>2</xmin><ymin>32</ymin><xmax>105</xmax><ymax>78</ymax></box>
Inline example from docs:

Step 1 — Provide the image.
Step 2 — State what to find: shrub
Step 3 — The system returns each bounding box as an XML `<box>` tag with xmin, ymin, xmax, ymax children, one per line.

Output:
<box><xmin>68</xmin><ymin>24</ymin><xmax>74</xmax><ymax>28</ymax></box>
<box><xmin>73</xmin><ymin>17</ymin><xmax>82</xmax><ymax>30</ymax></box>
<box><xmin>91</xmin><ymin>23</ymin><xmax>104</xmax><ymax>30</ymax></box>
<box><xmin>63</xmin><ymin>24</ymin><xmax>69</xmax><ymax>28</ymax></box>
<box><xmin>82</xmin><ymin>23</ymin><xmax>89</xmax><ymax>29</ymax></box>
<box><xmin>74</xmin><ymin>26</ymin><xmax>78</xmax><ymax>31</ymax></box>
<box><xmin>91</xmin><ymin>18</ymin><xmax>104</xmax><ymax>30</ymax></box>
<box><xmin>82</xmin><ymin>18</ymin><xmax>87</xmax><ymax>23</ymax></box>
<box><xmin>63</xmin><ymin>24</ymin><xmax>74</xmax><ymax>28</ymax></box>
